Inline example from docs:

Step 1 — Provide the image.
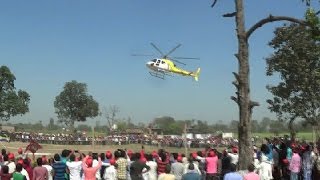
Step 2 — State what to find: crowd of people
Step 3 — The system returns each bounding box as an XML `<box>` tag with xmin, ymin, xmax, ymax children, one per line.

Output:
<box><xmin>10</xmin><ymin>132</ymin><xmax>238</xmax><ymax>148</ymax></box>
<box><xmin>0</xmin><ymin>137</ymin><xmax>319</xmax><ymax>179</ymax></box>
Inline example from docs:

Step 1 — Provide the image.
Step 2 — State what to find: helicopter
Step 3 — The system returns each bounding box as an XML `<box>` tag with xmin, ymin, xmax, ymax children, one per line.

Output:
<box><xmin>133</xmin><ymin>43</ymin><xmax>201</xmax><ymax>81</ymax></box>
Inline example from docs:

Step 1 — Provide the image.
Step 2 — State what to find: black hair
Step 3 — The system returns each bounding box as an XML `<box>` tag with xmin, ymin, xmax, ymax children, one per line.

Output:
<box><xmin>54</xmin><ymin>153</ymin><xmax>60</xmax><ymax>161</ymax></box>
<box><xmin>37</xmin><ymin>157</ymin><xmax>43</xmax><ymax>166</ymax></box>
<box><xmin>100</xmin><ymin>153</ymin><xmax>106</xmax><ymax>161</ymax></box>
<box><xmin>230</xmin><ymin>163</ymin><xmax>237</xmax><ymax>172</ymax></box>
<box><xmin>248</xmin><ymin>164</ymin><xmax>255</xmax><ymax>172</ymax></box>
<box><xmin>188</xmin><ymin>163</ymin><xmax>195</xmax><ymax>170</ymax></box>
<box><xmin>146</xmin><ymin>154</ymin><xmax>153</xmax><ymax>161</ymax></box>
<box><xmin>1</xmin><ymin>149</ymin><xmax>6</xmax><ymax>156</ymax></box>
<box><xmin>1</xmin><ymin>165</ymin><xmax>9</xmax><ymax>174</ymax></box>
<box><xmin>69</xmin><ymin>154</ymin><xmax>76</xmax><ymax>162</ymax></box>
<box><xmin>165</xmin><ymin>164</ymin><xmax>171</xmax><ymax>173</ymax></box>
<box><xmin>16</xmin><ymin>163</ymin><xmax>23</xmax><ymax>172</ymax></box>
<box><xmin>61</xmin><ymin>149</ymin><xmax>70</xmax><ymax>158</ymax></box>
<box><xmin>260</xmin><ymin>144</ymin><xmax>270</xmax><ymax>154</ymax></box>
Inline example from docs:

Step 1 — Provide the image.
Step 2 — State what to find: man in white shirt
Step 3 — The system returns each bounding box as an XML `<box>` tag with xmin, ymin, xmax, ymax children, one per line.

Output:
<box><xmin>104</xmin><ymin>159</ymin><xmax>117</xmax><ymax>180</ymax></box>
<box><xmin>66</xmin><ymin>153</ymin><xmax>83</xmax><ymax>180</ymax></box>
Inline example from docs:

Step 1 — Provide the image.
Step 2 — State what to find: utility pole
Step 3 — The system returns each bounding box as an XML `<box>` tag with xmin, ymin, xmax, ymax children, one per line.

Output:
<box><xmin>92</xmin><ymin>126</ymin><xmax>95</xmax><ymax>152</ymax></box>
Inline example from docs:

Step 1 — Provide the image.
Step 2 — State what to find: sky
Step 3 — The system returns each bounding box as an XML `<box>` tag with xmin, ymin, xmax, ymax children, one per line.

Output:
<box><xmin>0</xmin><ymin>0</ymin><xmax>314</xmax><ymax>126</ymax></box>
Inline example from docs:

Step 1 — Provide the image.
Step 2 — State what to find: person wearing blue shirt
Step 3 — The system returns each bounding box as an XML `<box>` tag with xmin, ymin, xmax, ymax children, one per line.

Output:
<box><xmin>224</xmin><ymin>164</ymin><xmax>242</xmax><ymax>180</ymax></box>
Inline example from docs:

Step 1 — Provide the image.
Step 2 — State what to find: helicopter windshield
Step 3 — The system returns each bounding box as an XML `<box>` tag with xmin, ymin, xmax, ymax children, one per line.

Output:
<box><xmin>151</xmin><ymin>59</ymin><xmax>157</xmax><ymax>62</ymax></box>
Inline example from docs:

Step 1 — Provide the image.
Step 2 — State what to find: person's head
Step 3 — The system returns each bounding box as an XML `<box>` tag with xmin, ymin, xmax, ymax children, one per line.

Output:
<box><xmin>114</xmin><ymin>150</ymin><xmax>121</xmax><ymax>159</ymax></box>
<box><xmin>69</xmin><ymin>154</ymin><xmax>76</xmax><ymax>162</ymax></box>
<box><xmin>92</xmin><ymin>153</ymin><xmax>98</xmax><ymax>160</ymax></box>
<box><xmin>165</xmin><ymin>164</ymin><xmax>171</xmax><ymax>174</ymax></box>
<box><xmin>146</xmin><ymin>154</ymin><xmax>153</xmax><ymax>161</ymax></box>
<box><xmin>1</xmin><ymin>149</ymin><xmax>6</xmax><ymax>156</ymax></box>
<box><xmin>61</xmin><ymin>149</ymin><xmax>70</xmax><ymax>158</ymax></box>
<box><xmin>106</xmin><ymin>151</ymin><xmax>112</xmax><ymax>159</ymax></box>
<box><xmin>37</xmin><ymin>157</ymin><xmax>43</xmax><ymax>166</ymax></box>
<box><xmin>1</xmin><ymin>165</ymin><xmax>9</xmax><ymax>174</ymax></box>
<box><xmin>248</xmin><ymin>164</ymin><xmax>255</xmax><ymax>172</ymax></box>
<box><xmin>86</xmin><ymin>157</ymin><xmax>93</xmax><ymax>167</ymax></box>
<box><xmin>260</xmin><ymin>144</ymin><xmax>270</xmax><ymax>154</ymax></box>
<box><xmin>188</xmin><ymin>163</ymin><xmax>195</xmax><ymax>170</ymax></box>
<box><xmin>134</xmin><ymin>153</ymin><xmax>141</xmax><ymax>161</ymax></box>
<box><xmin>16</xmin><ymin>163</ymin><xmax>23</xmax><ymax>172</ymax></box>
<box><xmin>230</xmin><ymin>163</ymin><xmax>237</xmax><ymax>172</ymax></box>
<box><xmin>100</xmin><ymin>153</ymin><xmax>106</xmax><ymax>161</ymax></box>
<box><xmin>54</xmin><ymin>153</ymin><xmax>60</xmax><ymax>161</ymax></box>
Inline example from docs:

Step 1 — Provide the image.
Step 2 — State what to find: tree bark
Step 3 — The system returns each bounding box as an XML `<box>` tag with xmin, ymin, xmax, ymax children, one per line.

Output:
<box><xmin>234</xmin><ymin>0</ymin><xmax>253</xmax><ymax>170</ymax></box>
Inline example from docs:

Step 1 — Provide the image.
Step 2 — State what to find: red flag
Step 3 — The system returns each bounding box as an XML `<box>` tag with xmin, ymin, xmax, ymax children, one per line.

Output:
<box><xmin>25</xmin><ymin>140</ymin><xmax>42</xmax><ymax>154</ymax></box>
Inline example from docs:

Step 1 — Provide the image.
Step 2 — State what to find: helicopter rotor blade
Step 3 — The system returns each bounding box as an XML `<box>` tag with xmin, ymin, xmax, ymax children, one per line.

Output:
<box><xmin>172</xmin><ymin>56</ymin><xmax>200</xmax><ymax>60</ymax></box>
<box><xmin>131</xmin><ymin>54</ymin><xmax>154</xmax><ymax>57</ymax></box>
<box><xmin>172</xmin><ymin>59</ymin><xmax>186</xmax><ymax>66</ymax></box>
<box><xmin>150</xmin><ymin>43</ymin><xmax>164</xmax><ymax>56</ymax></box>
<box><xmin>164</xmin><ymin>44</ymin><xmax>182</xmax><ymax>58</ymax></box>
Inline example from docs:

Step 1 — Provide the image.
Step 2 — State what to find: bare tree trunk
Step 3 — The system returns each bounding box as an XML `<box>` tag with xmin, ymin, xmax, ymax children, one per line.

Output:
<box><xmin>235</xmin><ymin>0</ymin><xmax>253</xmax><ymax>170</ymax></box>
<box><xmin>288</xmin><ymin>119</ymin><xmax>296</xmax><ymax>142</ymax></box>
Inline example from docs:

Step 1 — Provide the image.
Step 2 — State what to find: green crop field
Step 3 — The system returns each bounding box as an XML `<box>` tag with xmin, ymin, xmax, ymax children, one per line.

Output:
<box><xmin>252</xmin><ymin>132</ymin><xmax>314</xmax><ymax>141</ymax></box>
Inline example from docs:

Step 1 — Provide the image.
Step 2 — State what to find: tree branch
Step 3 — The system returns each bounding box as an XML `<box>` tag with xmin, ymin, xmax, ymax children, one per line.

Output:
<box><xmin>246</xmin><ymin>15</ymin><xmax>307</xmax><ymax>39</ymax></box>
<box><xmin>231</xmin><ymin>96</ymin><xmax>239</xmax><ymax>104</ymax></box>
<box><xmin>250</xmin><ymin>101</ymin><xmax>260</xmax><ymax>108</ymax></box>
<box><xmin>232</xmin><ymin>72</ymin><xmax>240</xmax><ymax>83</ymax></box>
<box><xmin>223</xmin><ymin>12</ymin><xmax>236</xmax><ymax>17</ymax></box>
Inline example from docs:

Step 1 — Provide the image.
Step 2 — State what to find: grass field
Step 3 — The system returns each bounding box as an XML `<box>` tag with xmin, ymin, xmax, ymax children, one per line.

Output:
<box><xmin>252</xmin><ymin>132</ymin><xmax>314</xmax><ymax>141</ymax></box>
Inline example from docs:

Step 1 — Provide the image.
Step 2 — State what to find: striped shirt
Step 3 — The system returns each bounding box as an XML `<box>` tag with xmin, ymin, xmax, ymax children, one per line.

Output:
<box><xmin>52</xmin><ymin>161</ymin><xmax>67</xmax><ymax>180</ymax></box>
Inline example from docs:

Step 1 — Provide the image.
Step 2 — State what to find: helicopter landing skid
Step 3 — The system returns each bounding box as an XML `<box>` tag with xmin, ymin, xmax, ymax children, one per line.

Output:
<box><xmin>149</xmin><ymin>71</ymin><xmax>165</xmax><ymax>79</ymax></box>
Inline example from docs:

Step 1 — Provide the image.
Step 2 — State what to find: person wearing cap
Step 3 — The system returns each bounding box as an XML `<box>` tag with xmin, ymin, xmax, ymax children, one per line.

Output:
<box><xmin>5</xmin><ymin>153</ymin><xmax>16</xmax><ymax>174</ymax></box>
<box><xmin>41</xmin><ymin>156</ymin><xmax>53</xmax><ymax>180</ymax></box>
<box><xmin>158</xmin><ymin>164</ymin><xmax>175</xmax><ymax>180</ymax></box>
<box><xmin>103</xmin><ymin>158</ymin><xmax>117</xmax><ymax>180</ymax></box>
<box><xmin>129</xmin><ymin>153</ymin><xmax>150</xmax><ymax>180</ymax></box>
<box><xmin>289</xmin><ymin>148</ymin><xmax>301</xmax><ymax>180</ymax></box>
<box><xmin>170</xmin><ymin>154</ymin><xmax>184</xmax><ymax>180</ymax></box>
<box><xmin>82</xmin><ymin>155</ymin><xmax>102</xmax><ymax>180</ymax></box>
<box><xmin>206</xmin><ymin>150</ymin><xmax>219</xmax><ymax>180</ymax></box>
<box><xmin>227</xmin><ymin>147</ymin><xmax>239</xmax><ymax>169</ymax></box>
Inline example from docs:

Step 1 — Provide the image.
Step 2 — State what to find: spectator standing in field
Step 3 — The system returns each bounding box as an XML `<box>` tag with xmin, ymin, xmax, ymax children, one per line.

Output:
<box><xmin>206</xmin><ymin>150</ymin><xmax>219</xmax><ymax>180</ymax></box>
<box><xmin>129</xmin><ymin>153</ymin><xmax>150</xmax><ymax>180</ymax></box>
<box><xmin>289</xmin><ymin>148</ymin><xmax>301</xmax><ymax>180</ymax></box>
<box><xmin>52</xmin><ymin>153</ymin><xmax>68</xmax><ymax>180</ymax></box>
<box><xmin>32</xmin><ymin>157</ymin><xmax>48</xmax><ymax>180</ymax></box>
<box><xmin>82</xmin><ymin>155</ymin><xmax>102</xmax><ymax>180</ymax></box>
<box><xmin>223</xmin><ymin>164</ymin><xmax>242</xmax><ymax>180</ymax></box>
<box><xmin>115</xmin><ymin>149</ymin><xmax>128</xmax><ymax>180</ymax></box>
<box><xmin>145</xmin><ymin>154</ymin><xmax>157</xmax><ymax>180</ymax></box>
<box><xmin>13</xmin><ymin>163</ymin><xmax>27</xmax><ymax>180</ymax></box>
<box><xmin>302</xmin><ymin>144</ymin><xmax>313</xmax><ymax>180</ymax></box>
<box><xmin>42</xmin><ymin>157</ymin><xmax>53</xmax><ymax>180</ymax></box>
<box><xmin>0</xmin><ymin>165</ymin><xmax>13</xmax><ymax>180</ymax></box>
<box><xmin>221</xmin><ymin>150</ymin><xmax>231</xmax><ymax>180</ymax></box>
<box><xmin>104</xmin><ymin>158</ymin><xmax>117</xmax><ymax>180</ymax></box>
<box><xmin>171</xmin><ymin>155</ymin><xmax>184</xmax><ymax>180</ymax></box>
<box><xmin>157</xmin><ymin>150</ymin><xmax>170</xmax><ymax>175</ymax></box>
<box><xmin>66</xmin><ymin>153</ymin><xmax>82</xmax><ymax>180</ymax></box>
<box><xmin>182</xmin><ymin>163</ymin><xmax>201</xmax><ymax>180</ymax></box>
<box><xmin>244</xmin><ymin>164</ymin><xmax>260</xmax><ymax>180</ymax></box>
<box><xmin>158</xmin><ymin>164</ymin><xmax>175</xmax><ymax>180</ymax></box>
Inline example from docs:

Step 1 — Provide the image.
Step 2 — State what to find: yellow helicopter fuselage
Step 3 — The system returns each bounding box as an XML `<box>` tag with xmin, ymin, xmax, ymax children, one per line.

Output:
<box><xmin>146</xmin><ymin>58</ymin><xmax>200</xmax><ymax>81</ymax></box>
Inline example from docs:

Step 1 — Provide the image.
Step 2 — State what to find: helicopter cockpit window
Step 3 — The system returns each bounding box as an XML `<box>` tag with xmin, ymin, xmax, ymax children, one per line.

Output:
<box><xmin>156</xmin><ymin>60</ymin><xmax>161</xmax><ymax>64</ymax></box>
<box><xmin>161</xmin><ymin>61</ymin><xmax>165</xmax><ymax>64</ymax></box>
<box><xmin>151</xmin><ymin>59</ymin><xmax>157</xmax><ymax>63</ymax></box>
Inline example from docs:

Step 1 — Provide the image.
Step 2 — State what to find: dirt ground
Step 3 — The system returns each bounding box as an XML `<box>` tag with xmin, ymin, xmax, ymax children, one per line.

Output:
<box><xmin>1</xmin><ymin>141</ymin><xmax>203</xmax><ymax>158</ymax></box>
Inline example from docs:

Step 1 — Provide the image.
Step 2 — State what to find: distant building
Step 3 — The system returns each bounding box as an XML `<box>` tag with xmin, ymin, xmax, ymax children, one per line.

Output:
<box><xmin>1</xmin><ymin>125</ymin><xmax>15</xmax><ymax>132</ymax></box>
